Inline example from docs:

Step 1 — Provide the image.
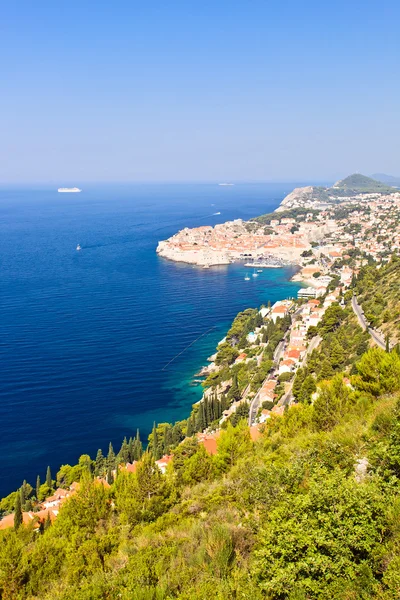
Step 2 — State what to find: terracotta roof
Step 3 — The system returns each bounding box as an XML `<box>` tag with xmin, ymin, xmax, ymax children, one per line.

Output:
<box><xmin>197</xmin><ymin>431</ymin><xmax>221</xmax><ymax>455</ymax></box>
<box><xmin>124</xmin><ymin>462</ymin><xmax>138</xmax><ymax>473</ymax></box>
<box><xmin>272</xmin><ymin>306</ymin><xmax>287</xmax><ymax>313</ymax></box>
<box><xmin>271</xmin><ymin>405</ymin><xmax>285</xmax><ymax>416</ymax></box>
<box><xmin>250</xmin><ymin>425</ymin><xmax>262</xmax><ymax>441</ymax></box>
<box><xmin>281</xmin><ymin>358</ymin><xmax>295</xmax><ymax>366</ymax></box>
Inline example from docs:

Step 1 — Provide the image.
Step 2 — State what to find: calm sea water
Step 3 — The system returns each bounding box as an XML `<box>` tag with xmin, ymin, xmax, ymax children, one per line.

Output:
<box><xmin>0</xmin><ymin>183</ymin><xmax>302</xmax><ymax>496</ymax></box>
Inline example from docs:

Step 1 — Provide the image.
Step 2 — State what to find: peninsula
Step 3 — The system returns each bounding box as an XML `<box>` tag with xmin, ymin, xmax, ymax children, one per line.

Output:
<box><xmin>157</xmin><ymin>174</ymin><xmax>400</xmax><ymax>283</ymax></box>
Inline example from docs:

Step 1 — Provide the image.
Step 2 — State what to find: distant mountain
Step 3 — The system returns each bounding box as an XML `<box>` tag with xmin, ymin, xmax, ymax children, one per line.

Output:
<box><xmin>271</xmin><ymin>173</ymin><xmax>397</xmax><ymax>215</ymax></box>
<box><xmin>331</xmin><ymin>173</ymin><xmax>396</xmax><ymax>195</ymax></box>
<box><xmin>371</xmin><ymin>173</ymin><xmax>400</xmax><ymax>186</ymax></box>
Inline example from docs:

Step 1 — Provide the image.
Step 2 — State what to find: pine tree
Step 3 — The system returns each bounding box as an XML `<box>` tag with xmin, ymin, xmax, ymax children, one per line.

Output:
<box><xmin>330</xmin><ymin>339</ymin><xmax>345</xmax><ymax>369</ymax></box>
<box><xmin>44</xmin><ymin>511</ymin><xmax>52</xmax><ymax>531</ymax></box>
<box><xmin>95</xmin><ymin>449</ymin><xmax>105</xmax><ymax>476</ymax></box>
<box><xmin>318</xmin><ymin>359</ymin><xmax>334</xmax><ymax>381</ymax></box>
<box><xmin>14</xmin><ymin>492</ymin><xmax>22</xmax><ymax>530</ymax></box>
<box><xmin>107</xmin><ymin>443</ymin><xmax>116</xmax><ymax>470</ymax></box>
<box><xmin>292</xmin><ymin>368</ymin><xmax>305</xmax><ymax>400</ymax></box>
<box><xmin>299</xmin><ymin>375</ymin><xmax>317</xmax><ymax>404</ymax></box>
<box><xmin>36</xmin><ymin>475</ymin><xmax>40</xmax><ymax>499</ymax></box>
<box><xmin>46</xmin><ymin>466</ymin><xmax>52</xmax><ymax>488</ymax></box>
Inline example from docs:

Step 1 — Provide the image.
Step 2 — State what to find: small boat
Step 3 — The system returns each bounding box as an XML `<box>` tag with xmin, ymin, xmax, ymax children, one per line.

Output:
<box><xmin>257</xmin><ymin>269</ymin><xmax>263</xmax><ymax>273</ymax></box>
<box><xmin>244</xmin><ymin>274</ymin><xmax>250</xmax><ymax>281</ymax></box>
<box><xmin>252</xmin><ymin>272</ymin><xmax>258</xmax><ymax>277</ymax></box>
<box><xmin>76</xmin><ymin>244</ymin><xmax>82</xmax><ymax>251</ymax></box>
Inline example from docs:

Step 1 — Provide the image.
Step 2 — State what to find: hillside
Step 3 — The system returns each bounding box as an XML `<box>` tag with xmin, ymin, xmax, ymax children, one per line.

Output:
<box><xmin>371</xmin><ymin>173</ymin><xmax>400</xmax><ymax>186</ymax></box>
<box><xmin>331</xmin><ymin>173</ymin><xmax>397</xmax><ymax>196</ymax></box>
<box><xmin>2</xmin><ymin>263</ymin><xmax>400</xmax><ymax>598</ymax></box>
<box><xmin>269</xmin><ymin>173</ymin><xmax>398</xmax><ymax>216</ymax></box>
<box><xmin>356</xmin><ymin>258</ymin><xmax>400</xmax><ymax>344</ymax></box>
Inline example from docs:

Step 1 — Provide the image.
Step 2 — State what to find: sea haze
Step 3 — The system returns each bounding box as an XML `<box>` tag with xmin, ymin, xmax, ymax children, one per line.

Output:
<box><xmin>0</xmin><ymin>183</ymin><xmax>302</xmax><ymax>496</ymax></box>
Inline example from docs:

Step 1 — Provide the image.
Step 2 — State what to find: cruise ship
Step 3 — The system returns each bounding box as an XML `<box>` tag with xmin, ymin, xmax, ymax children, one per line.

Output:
<box><xmin>58</xmin><ymin>187</ymin><xmax>82</xmax><ymax>193</ymax></box>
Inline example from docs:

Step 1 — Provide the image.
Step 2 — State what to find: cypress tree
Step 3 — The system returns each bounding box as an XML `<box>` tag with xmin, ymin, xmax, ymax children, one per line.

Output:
<box><xmin>119</xmin><ymin>437</ymin><xmax>130</xmax><ymax>464</ymax></box>
<box><xmin>107</xmin><ymin>443</ymin><xmax>116</xmax><ymax>470</ymax></box>
<box><xmin>221</xmin><ymin>393</ymin><xmax>228</xmax><ymax>412</ymax></box>
<box><xmin>151</xmin><ymin>422</ymin><xmax>160</xmax><ymax>459</ymax></box>
<box><xmin>95</xmin><ymin>449</ymin><xmax>105</xmax><ymax>476</ymax></box>
<box><xmin>186</xmin><ymin>416</ymin><xmax>194</xmax><ymax>437</ymax></box>
<box><xmin>36</xmin><ymin>475</ymin><xmax>40</xmax><ymax>499</ymax></box>
<box><xmin>196</xmin><ymin>402</ymin><xmax>206</xmax><ymax>432</ymax></box>
<box><xmin>204</xmin><ymin>397</ymin><xmax>211</xmax><ymax>427</ymax></box>
<box><xmin>19</xmin><ymin>485</ymin><xmax>25</xmax><ymax>510</ymax></box>
<box><xmin>217</xmin><ymin>398</ymin><xmax>222</xmax><ymax>419</ymax></box>
<box><xmin>229</xmin><ymin>373</ymin><xmax>240</xmax><ymax>402</ymax></box>
<box><xmin>207</xmin><ymin>395</ymin><xmax>213</xmax><ymax>424</ymax></box>
<box><xmin>128</xmin><ymin>437</ymin><xmax>134</xmax><ymax>462</ymax></box>
<box><xmin>133</xmin><ymin>430</ymin><xmax>143</xmax><ymax>461</ymax></box>
<box><xmin>46</xmin><ymin>466</ymin><xmax>52</xmax><ymax>488</ymax></box>
<box><xmin>44</xmin><ymin>511</ymin><xmax>52</xmax><ymax>531</ymax></box>
<box><xmin>171</xmin><ymin>423</ymin><xmax>182</xmax><ymax>446</ymax></box>
<box><xmin>210</xmin><ymin>394</ymin><xmax>216</xmax><ymax>422</ymax></box>
<box><xmin>107</xmin><ymin>466</ymin><xmax>114</xmax><ymax>485</ymax></box>
<box><xmin>164</xmin><ymin>425</ymin><xmax>173</xmax><ymax>454</ymax></box>
<box><xmin>14</xmin><ymin>492</ymin><xmax>22</xmax><ymax>530</ymax></box>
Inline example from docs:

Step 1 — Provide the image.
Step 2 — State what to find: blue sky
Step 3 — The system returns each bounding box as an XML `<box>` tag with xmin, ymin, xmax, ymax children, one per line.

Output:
<box><xmin>1</xmin><ymin>0</ymin><xmax>399</xmax><ymax>183</ymax></box>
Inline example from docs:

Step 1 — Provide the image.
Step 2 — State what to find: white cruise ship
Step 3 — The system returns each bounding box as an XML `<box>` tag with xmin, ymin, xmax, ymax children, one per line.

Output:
<box><xmin>58</xmin><ymin>187</ymin><xmax>82</xmax><ymax>193</ymax></box>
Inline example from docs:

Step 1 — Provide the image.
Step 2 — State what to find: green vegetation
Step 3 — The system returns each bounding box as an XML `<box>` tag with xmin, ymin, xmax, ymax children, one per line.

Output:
<box><xmin>2</xmin><ymin>344</ymin><xmax>400</xmax><ymax>598</ymax></box>
<box><xmin>331</xmin><ymin>173</ymin><xmax>396</xmax><ymax>195</ymax></box>
<box><xmin>254</xmin><ymin>207</ymin><xmax>319</xmax><ymax>225</ymax></box>
<box><xmin>2</xmin><ymin>261</ymin><xmax>400</xmax><ymax>598</ymax></box>
<box><xmin>356</xmin><ymin>257</ymin><xmax>400</xmax><ymax>342</ymax></box>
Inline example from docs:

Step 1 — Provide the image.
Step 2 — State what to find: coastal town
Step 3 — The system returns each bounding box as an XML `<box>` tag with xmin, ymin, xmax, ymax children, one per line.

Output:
<box><xmin>2</xmin><ymin>173</ymin><xmax>400</xmax><ymax>532</ymax></box>
<box><xmin>157</xmin><ymin>175</ymin><xmax>400</xmax><ymax>299</ymax></box>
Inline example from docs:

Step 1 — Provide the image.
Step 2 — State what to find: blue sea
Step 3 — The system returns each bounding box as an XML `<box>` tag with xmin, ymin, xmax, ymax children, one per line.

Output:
<box><xmin>0</xmin><ymin>183</ymin><xmax>303</xmax><ymax>497</ymax></box>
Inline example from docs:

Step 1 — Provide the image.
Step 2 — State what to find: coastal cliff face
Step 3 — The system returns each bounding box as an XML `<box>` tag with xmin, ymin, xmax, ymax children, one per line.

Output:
<box><xmin>156</xmin><ymin>218</ymin><xmax>330</xmax><ymax>267</ymax></box>
<box><xmin>275</xmin><ymin>186</ymin><xmax>319</xmax><ymax>212</ymax></box>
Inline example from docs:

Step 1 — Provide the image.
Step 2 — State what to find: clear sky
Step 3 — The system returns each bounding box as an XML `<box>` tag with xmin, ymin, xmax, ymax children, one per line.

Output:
<box><xmin>1</xmin><ymin>0</ymin><xmax>399</xmax><ymax>183</ymax></box>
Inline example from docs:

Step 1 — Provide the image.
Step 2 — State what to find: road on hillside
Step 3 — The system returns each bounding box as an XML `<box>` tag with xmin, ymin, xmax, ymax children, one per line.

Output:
<box><xmin>280</xmin><ymin>334</ymin><xmax>322</xmax><ymax>407</ymax></box>
<box><xmin>351</xmin><ymin>295</ymin><xmax>386</xmax><ymax>350</ymax></box>
<box><xmin>248</xmin><ymin>330</ymin><xmax>289</xmax><ymax>426</ymax></box>
<box><xmin>248</xmin><ymin>306</ymin><xmax>305</xmax><ymax>425</ymax></box>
